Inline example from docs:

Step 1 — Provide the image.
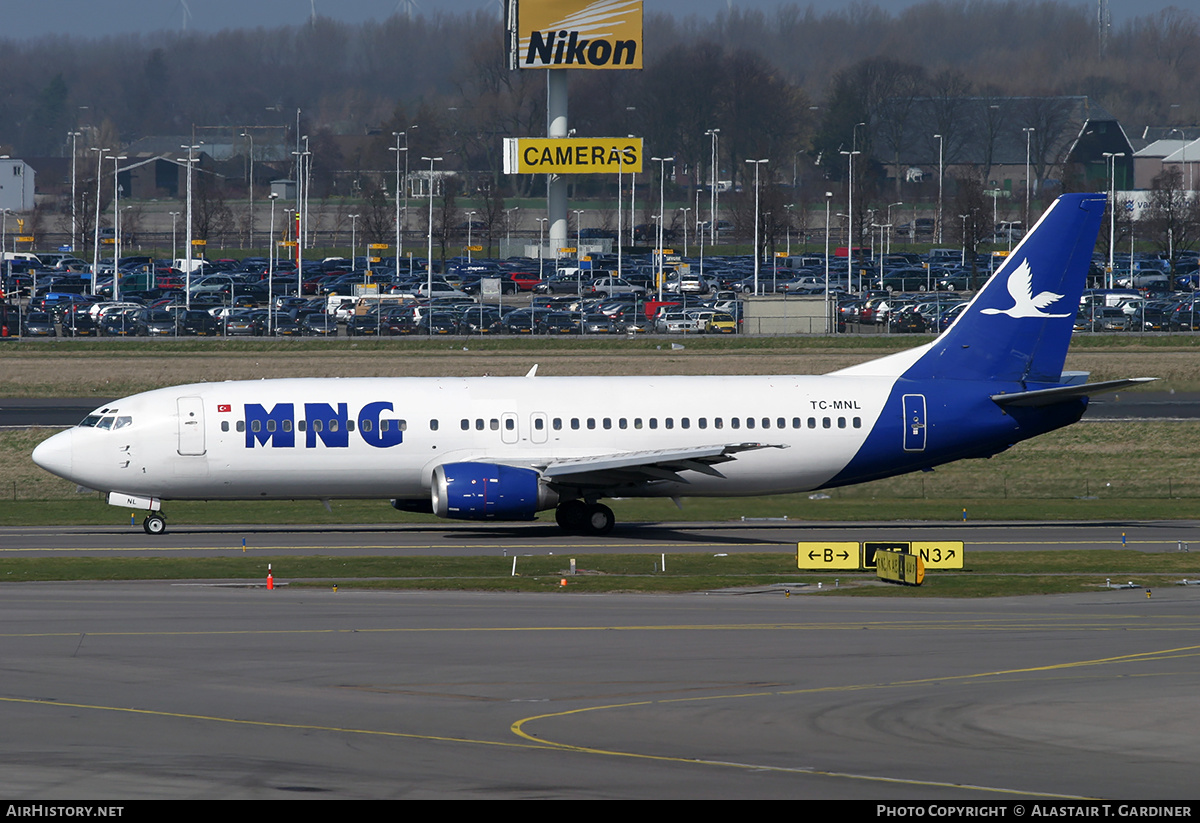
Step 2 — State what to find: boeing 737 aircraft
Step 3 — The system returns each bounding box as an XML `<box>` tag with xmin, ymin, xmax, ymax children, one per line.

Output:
<box><xmin>32</xmin><ymin>193</ymin><xmax>1150</xmax><ymax>535</ymax></box>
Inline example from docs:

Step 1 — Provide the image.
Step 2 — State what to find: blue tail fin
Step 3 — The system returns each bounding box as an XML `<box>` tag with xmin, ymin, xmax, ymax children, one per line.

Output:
<box><xmin>902</xmin><ymin>193</ymin><xmax>1106</xmax><ymax>386</ymax></box>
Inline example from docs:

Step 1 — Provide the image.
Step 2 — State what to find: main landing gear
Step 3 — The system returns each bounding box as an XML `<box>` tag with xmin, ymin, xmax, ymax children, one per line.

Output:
<box><xmin>143</xmin><ymin>513</ymin><xmax>167</xmax><ymax>535</ymax></box>
<box><xmin>555</xmin><ymin>500</ymin><xmax>615</xmax><ymax>536</ymax></box>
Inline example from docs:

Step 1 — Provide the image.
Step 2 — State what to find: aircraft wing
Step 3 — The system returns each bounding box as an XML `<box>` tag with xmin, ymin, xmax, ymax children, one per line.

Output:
<box><xmin>537</xmin><ymin>443</ymin><xmax>785</xmax><ymax>488</ymax></box>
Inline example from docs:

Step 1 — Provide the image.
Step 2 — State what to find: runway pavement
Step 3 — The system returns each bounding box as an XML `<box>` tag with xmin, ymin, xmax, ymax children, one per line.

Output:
<box><xmin>3</xmin><ymin>581</ymin><xmax>1199</xmax><ymax>799</ymax></box>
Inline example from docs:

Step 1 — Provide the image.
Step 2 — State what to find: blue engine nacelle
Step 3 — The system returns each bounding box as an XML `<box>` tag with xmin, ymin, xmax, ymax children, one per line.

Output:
<box><xmin>431</xmin><ymin>462</ymin><xmax>558</xmax><ymax>521</ymax></box>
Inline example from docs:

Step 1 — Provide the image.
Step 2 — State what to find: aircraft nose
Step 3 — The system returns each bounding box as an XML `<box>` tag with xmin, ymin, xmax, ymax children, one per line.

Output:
<box><xmin>32</xmin><ymin>429</ymin><xmax>74</xmax><ymax>479</ymax></box>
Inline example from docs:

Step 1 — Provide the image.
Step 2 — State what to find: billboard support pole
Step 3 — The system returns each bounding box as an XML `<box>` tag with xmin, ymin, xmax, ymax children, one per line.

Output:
<box><xmin>547</xmin><ymin>70</ymin><xmax>569</xmax><ymax>258</ymax></box>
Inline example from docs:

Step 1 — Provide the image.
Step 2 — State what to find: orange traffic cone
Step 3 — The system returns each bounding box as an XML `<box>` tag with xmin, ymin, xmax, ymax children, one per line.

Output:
<box><xmin>267</xmin><ymin>564</ymin><xmax>274</xmax><ymax>590</ymax></box>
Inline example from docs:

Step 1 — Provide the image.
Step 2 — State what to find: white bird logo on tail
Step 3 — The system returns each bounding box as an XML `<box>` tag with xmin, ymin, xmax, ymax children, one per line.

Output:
<box><xmin>980</xmin><ymin>260</ymin><xmax>1072</xmax><ymax>318</ymax></box>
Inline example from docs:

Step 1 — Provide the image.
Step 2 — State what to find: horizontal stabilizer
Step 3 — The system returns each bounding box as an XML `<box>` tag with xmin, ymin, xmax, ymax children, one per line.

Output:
<box><xmin>991</xmin><ymin>378</ymin><xmax>1157</xmax><ymax>408</ymax></box>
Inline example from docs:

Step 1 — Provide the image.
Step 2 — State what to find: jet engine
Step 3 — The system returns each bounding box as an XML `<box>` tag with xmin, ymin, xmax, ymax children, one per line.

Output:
<box><xmin>431</xmin><ymin>462</ymin><xmax>558</xmax><ymax>521</ymax></box>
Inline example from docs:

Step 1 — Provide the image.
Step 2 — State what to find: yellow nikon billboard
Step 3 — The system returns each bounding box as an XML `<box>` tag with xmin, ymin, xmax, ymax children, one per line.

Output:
<box><xmin>506</xmin><ymin>0</ymin><xmax>643</xmax><ymax>70</ymax></box>
<box><xmin>504</xmin><ymin>137</ymin><xmax>643</xmax><ymax>174</ymax></box>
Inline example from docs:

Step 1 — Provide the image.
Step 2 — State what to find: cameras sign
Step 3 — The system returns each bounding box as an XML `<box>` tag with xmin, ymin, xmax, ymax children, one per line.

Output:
<box><xmin>504</xmin><ymin>137</ymin><xmax>643</xmax><ymax>175</ymax></box>
<box><xmin>506</xmin><ymin>0</ymin><xmax>643</xmax><ymax>70</ymax></box>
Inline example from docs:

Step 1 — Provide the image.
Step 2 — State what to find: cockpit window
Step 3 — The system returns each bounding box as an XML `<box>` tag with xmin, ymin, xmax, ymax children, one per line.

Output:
<box><xmin>79</xmin><ymin>415</ymin><xmax>102</xmax><ymax>428</ymax></box>
<box><xmin>113</xmin><ymin>416</ymin><xmax>132</xmax><ymax>430</ymax></box>
<box><xmin>96</xmin><ymin>416</ymin><xmax>115</xmax><ymax>430</ymax></box>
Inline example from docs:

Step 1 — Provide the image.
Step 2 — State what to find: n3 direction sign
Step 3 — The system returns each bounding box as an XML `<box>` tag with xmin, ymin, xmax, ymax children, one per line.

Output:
<box><xmin>503</xmin><ymin>137</ymin><xmax>643</xmax><ymax>174</ymax></box>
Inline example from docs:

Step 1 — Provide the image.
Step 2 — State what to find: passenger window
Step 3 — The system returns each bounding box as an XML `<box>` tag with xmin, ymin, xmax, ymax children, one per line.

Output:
<box><xmin>587</xmin><ymin>418</ymin><xmax>596</xmax><ymax>430</ymax></box>
<box><xmin>714</xmin><ymin>418</ymin><xmax>723</xmax><ymax>429</ymax></box>
<box><xmin>266</xmin><ymin>420</ymin><xmax>276</xmax><ymax>433</ymax></box>
<box><xmin>430</xmin><ymin>419</ymin><xmax>439</xmax><ymax>431</ymax></box>
<box><xmin>746</xmin><ymin>418</ymin><xmax>755</xmax><ymax>429</ymax></box>
<box><xmin>838</xmin><ymin>417</ymin><xmax>846</xmax><ymax>429</ymax></box>
<box><xmin>698</xmin><ymin>418</ymin><xmax>707</xmax><ymax>429</ymax></box>
<box><xmin>792</xmin><ymin>418</ymin><xmax>801</xmax><ymax>428</ymax></box>
<box><xmin>634</xmin><ymin>418</ymin><xmax>643</xmax><ymax>429</ymax></box>
<box><xmin>361</xmin><ymin>419</ymin><xmax>373</xmax><ymax>432</ymax></box>
<box><xmin>665</xmin><ymin>418</ymin><xmax>674</xmax><ymax>429</ymax></box>
<box><xmin>619</xmin><ymin>418</ymin><xmax>627</xmax><ymax>429</ymax></box>
<box><xmin>731</xmin><ymin>418</ymin><xmax>740</xmax><ymax>429</ymax></box>
<box><xmin>534</xmin><ymin>418</ymin><xmax>545</xmax><ymax>430</ymax></box>
<box><xmin>237</xmin><ymin>420</ymin><xmax>246</xmax><ymax>433</ymax></box>
<box><xmin>823</xmin><ymin>417</ymin><xmax>831</xmax><ymax>429</ymax></box>
<box><xmin>490</xmin><ymin>419</ymin><xmax>499</xmax><ymax>430</ymax></box>
<box><xmin>553</xmin><ymin>418</ymin><xmax>562</xmax><ymax>430</ymax></box>
<box><xmin>808</xmin><ymin>418</ymin><xmax>816</xmax><ymax>429</ymax></box>
<box><xmin>283</xmin><ymin>420</ymin><xmax>293</xmax><ymax>432</ymax></box>
<box><xmin>221</xmin><ymin>421</ymin><xmax>229</xmax><ymax>432</ymax></box>
<box><xmin>312</xmin><ymin>420</ymin><xmax>323</xmax><ymax>432</ymax></box>
<box><xmin>571</xmin><ymin>418</ymin><xmax>580</xmax><ymax>430</ymax></box>
<box><xmin>505</xmin><ymin>418</ymin><xmax>515</xmax><ymax>431</ymax></box>
<box><xmin>777</xmin><ymin>418</ymin><xmax>786</xmax><ymax>429</ymax></box>
<box><xmin>476</xmin><ymin>419</ymin><xmax>485</xmax><ymax>431</ymax></box>
<box><xmin>649</xmin><ymin>418</ymin><xmax>658</xmax><ymax>430</ymax></box>
<box><xmin>603</xmin><ymin>418</ymin><xmax>612</xmax><ymax>429</ymax></box>
<box><xmin>853</xmin><ymin>417</ymin><xmax>862</xmax><ymax>428</ymax></box>
<box><xmin>681</xmin><ymin>418</ymin><xmax>690</xmax><ymax>429</ymax></box>
<box><xmin>461</xmin><ymin>419</ymin><xmax>469</xmax><ymax>431</ymax></box>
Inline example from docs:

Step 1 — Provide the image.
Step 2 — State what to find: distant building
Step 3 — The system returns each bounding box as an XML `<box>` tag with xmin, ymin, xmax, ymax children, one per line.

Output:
<box><xmin>0</xmin><ymin>159</ymin><xmax>37</xmax><ymax>211</ymax></box>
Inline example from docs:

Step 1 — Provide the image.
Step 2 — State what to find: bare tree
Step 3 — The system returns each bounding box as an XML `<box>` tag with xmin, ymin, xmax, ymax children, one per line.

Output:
<box><xmin>1144</xmin><ymin>168</ymin><xmax>1200</xmax><ymax>274</ymax></box>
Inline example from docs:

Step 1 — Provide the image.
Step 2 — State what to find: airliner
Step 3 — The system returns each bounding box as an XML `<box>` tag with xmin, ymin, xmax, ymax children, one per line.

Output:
<box><xmin>32</xmin><ymin>193</ymin><xmax>1150</xmax><ymax>536</ymax></box>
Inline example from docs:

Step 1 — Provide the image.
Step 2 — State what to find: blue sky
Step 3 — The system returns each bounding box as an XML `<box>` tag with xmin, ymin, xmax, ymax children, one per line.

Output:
<box><xmin>5</xmin><ymin>0</ymin><xmax>1189</xmax><ymax>40</ymax></box>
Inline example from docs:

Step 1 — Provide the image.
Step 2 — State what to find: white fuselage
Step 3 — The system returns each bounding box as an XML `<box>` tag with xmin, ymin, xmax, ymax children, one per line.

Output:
<box><xmin>34</xmin><ymin>374</ymin><xmax>895</xmax><ymax>503</ymax></box>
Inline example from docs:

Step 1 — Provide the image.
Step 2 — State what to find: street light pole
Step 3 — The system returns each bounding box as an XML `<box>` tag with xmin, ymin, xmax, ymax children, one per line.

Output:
<box><xmin>840</xmin><ymin>148</ymin><xmax>860</xmax><ymax>293</ymax></box>
<box><xmin>390</xmin><ymin>130</ymin><xmax>410</xmax><ymax>264</ymax></box>
<box><xmin>268</xmin><ymin>192</ymin><xmax>279</xmax><ymax>335</ymax></box>
<box><xmin>68</xmin><ymin>130</ymin><xmax>81</xmax><ymax>253</ymax></box>
<box><xmin>241</xmin><ymin>130</ymin><xmax>254</xmax><ymax>249</ymax></box>
<box><xmin>934</xmin><ymin>133</ymin><xmax>944</xmax><ymax>244</ymax></box>
<box><xmin>705</xmin><ymin>128</ymin><xmax>719</xmax><ymax>244</ymax></box>
<box><xmin>89</xmin><ymin>146</ymin><xmax>108</xmax><ymax>295</ymax></box>
<box><xmin>422</xmin><ymin>156</ymin><xmax>441</xmax><ymax>306</ymax></box>
<box><xmin>746</xmin><ymin>158</ymin><xmax>768</xmax><ymax>295</ymax></box>
<box><xmin>1103</xmin><ymin>151</ymin><xmax>1126</xmax><ymax>289</ymax></box>
<box><xmin>824</xmin><ymin>191</ymin><xmax>832</xmax><ymax>333</ymax></box>
<box><xmin>1023</xmin><ymin>126</ymin><xmax>1035</xmax><ymax>226</ymax></box>
<box><xmin>466</xmin><ymin>210</ymin><xmax>477</xmax><ymax>263</ymax></box>
<box><xmin>182</xmin><ymin>143</ymin><xmax>200</xmax><ymax>309</ymax></box>
<box><xmin>651</xmin><ymin>156</ymin><xmax>674</xmax><ymax>299</ymax></box>
<box><xmin>112</xmin><ymin>154</ymin><xmax>126</xmax><ymax>302</ymax></box>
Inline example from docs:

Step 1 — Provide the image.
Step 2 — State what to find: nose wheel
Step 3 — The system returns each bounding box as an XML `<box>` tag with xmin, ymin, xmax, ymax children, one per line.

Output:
<box><xmin>143</xmin><ymin>513</ymin><xmax>167</xmax><ymax>535</ymax></box>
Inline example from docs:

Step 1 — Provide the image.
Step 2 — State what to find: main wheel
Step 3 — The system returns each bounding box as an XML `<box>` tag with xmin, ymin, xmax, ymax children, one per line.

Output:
<box><xmin>143</xmin><ymin>514</ymin><xmax>166</xmax><ymax>535</ymax></box>
<box><xmin>583</xmin><ymin>503</ymin><xmax>615</xmax><ymax>536</ymax></box>
<box><xmin>555</xmin><ymin>500</ymin><xmax>588</xmax><ymax>534</ymax></box>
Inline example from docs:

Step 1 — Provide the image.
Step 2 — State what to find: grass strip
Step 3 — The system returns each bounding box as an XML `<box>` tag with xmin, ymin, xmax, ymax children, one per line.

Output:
<box><xmin>2</xmin><ymin>551</ymin><xmax>1197</xmax><ymax>597</ymax></box>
